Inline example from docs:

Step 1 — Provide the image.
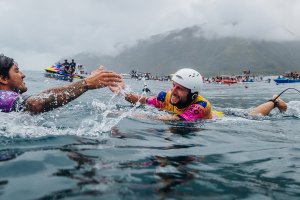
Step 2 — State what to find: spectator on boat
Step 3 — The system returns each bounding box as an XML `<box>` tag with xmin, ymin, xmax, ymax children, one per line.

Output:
<box><xmin>70</xmin><ymin>59</ymin><xmax>76</xmax><ymax>75</ymax></box>
<box><xmin>55</xmin><ymin>62</ymin><xmax>63</xmax><ymax>69</ymax></box>
<box><xmin>61</xmin><ymin>59</ymin><xmax>70</xmax><ymax>75</ymax></box>
<box><xmin>110</xmin><ymin>68</ymin><xmax>287</xmax><ymax>121</ymax></box>
<box><xmin>0</xmin><ymin>54</ymin><xmax>122</xmax><ymax>113</ymax></box>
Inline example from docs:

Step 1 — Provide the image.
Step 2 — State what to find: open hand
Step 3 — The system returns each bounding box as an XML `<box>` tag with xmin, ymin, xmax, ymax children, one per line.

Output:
<box><xmin>84</xmin><ymin>66</ymin><xmax>122</xmax><ymax>90</ymax></box>
<box><xmin>109</xmin><ymin>78</ymin><xmax>125</xmax><ymax>93</ymax></box>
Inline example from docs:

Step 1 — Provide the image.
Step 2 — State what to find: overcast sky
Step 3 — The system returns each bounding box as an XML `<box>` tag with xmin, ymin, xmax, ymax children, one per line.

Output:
<box><xmin>1</xmin><ymin>0</ymin><xmax>299</xmax><ymax>70</ymax></box>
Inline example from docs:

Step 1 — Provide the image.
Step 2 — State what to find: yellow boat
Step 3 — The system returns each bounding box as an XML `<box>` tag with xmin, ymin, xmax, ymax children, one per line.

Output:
<box><xmin>44</xmin><ymin>66</ymin><xmax>86</xmax><ymax>80</ymax></box>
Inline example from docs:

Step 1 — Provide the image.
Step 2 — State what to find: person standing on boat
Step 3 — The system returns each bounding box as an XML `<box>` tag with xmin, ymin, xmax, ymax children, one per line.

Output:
<box><xmin>0</xmin><ymin>54</ymin><xmax>122</xmax><ymax>113</ymax></box>
<box><xmin>70</xmin><ymin>59</ymin><xmax>76</xmax><ymax>76</ymax></box>
<box><xmin>61</xmin><ymin>59</ymin><xmax>70</xmax><ymax>76</ymax></box>
<box><xmin>111</xmin><ymin>68</ymin><xmax>287</xmax><ymax>121</ymax></box>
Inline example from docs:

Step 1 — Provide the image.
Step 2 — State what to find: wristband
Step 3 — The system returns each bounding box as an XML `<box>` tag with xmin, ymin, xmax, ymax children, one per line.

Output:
<box><xmin>267</xmin><ymin>99</ymin><xmax>278</xmax><ymax>108</ymax></box>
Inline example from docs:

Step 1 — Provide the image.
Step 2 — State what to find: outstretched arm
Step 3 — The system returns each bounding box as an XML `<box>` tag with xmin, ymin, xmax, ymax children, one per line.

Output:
<box><xmin>124</xmin><ymin>93</ymin><xmax>147</xmax><ymax>104</ymax></box>
<box><xmin>109</xmin><ymin>82</ymin><xmax>181</xmax><ymax>121</ymax></box>
<box><xmin>157</xmin><ymin>114</ymin><xmax>181</xmax><ymax>121</ymax></box>
<box><xmin>108</xmin><ymin>78</ymin><xmax>148</xmax><ymax>104</ymax></box>
<box><xmin>124</xmin><ymin>93</ymin><xmax>181</xmax><ymax>121</ymax></box>
<box><xmin>249</xmin><ymin>95</ymin><xmax>287</xmax><ymax>116</ymax></box>
<box><xmin>24</xmin><ymin>66</ymin><xmax>122</xmax><ymax>113</ymax></box>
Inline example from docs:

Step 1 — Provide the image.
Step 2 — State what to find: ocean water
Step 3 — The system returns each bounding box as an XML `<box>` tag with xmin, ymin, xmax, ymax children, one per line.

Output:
<box><xmin>0</xmin><ymin>71</ymin><xmax>300</xmax><ymax>200</ymax></box>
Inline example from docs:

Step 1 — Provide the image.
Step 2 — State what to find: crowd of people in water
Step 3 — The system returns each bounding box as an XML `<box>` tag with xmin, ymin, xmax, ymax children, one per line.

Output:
<box><xmin>130</xmin><ymin>70</ymin><xmax>171</xmax><ymax>81</ymax></box>
<box><xmin>203</xmin><ymin>75</ymin><xmax>265</xmax><ymax>84</ymax></box>
<box><xmin>129</xmin><ymin>69</ymin><xmax>268</xmax><ymax>84</ymax></box>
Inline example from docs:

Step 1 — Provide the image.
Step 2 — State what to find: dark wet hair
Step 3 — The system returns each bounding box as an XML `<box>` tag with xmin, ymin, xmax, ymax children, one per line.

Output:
<box><xmin>0</xmin><ymin>54</ymin><xmax>14</xmax><ymax>78</ymax></box>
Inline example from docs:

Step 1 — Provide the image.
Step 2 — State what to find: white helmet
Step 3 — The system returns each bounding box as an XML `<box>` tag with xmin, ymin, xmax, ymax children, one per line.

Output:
<box><xmin>172</xmin><ymin>68</ymin><xmax>203</xmax><ymax>93</ymax></box>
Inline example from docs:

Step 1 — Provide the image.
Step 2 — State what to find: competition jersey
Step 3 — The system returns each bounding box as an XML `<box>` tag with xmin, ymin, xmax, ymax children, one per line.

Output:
<box><xmin>0</xmin><ymin>90</ymin><xmax>26</xmax><ymax>112</ymax></box>
<box><xmin>146</xmin><ymin>90</ymin><xmax>213</xmax><ymax>122</ymax></box>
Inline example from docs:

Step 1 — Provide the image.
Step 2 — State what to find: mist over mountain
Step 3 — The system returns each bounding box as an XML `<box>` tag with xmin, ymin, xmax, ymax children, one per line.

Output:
<box><xmin>73</xmin><ymin>26</ymin><xmax>300</xmax><ymax>77</ymax></box>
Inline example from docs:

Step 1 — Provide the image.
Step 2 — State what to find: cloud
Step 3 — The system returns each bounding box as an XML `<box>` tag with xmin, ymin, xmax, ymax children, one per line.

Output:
<box><xmin>0</xmin><ymin>0</ymin><xmax>299</xmax><ymax>70</ymax></box>
<box><xmin>192</xmin><ymin>0</ymin><xmax>300</xmax><ymax>40</ymax></box>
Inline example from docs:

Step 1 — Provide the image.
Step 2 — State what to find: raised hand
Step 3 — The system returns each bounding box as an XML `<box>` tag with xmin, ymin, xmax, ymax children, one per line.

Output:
<box><xmin>84</xmin><ymin>66</ymin><xmax>122</xmax><ymax>90</ymax></box>
<box><xmin>109</xmin><ymin>78</ymin><xmax>125</xmax><ymax>93</ymax></box>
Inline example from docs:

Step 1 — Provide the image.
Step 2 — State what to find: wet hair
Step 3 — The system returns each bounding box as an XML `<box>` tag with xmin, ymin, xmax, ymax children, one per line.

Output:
<box><xmin>0</xmin><ymin>54</ymin><xmax>14</xmax><ymax>78</ymax></box>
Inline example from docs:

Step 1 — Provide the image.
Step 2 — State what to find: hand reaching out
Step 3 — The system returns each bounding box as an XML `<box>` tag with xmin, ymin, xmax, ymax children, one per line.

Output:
<box><xmin>84</xmin><ymin>66</ymin><xmax>122</xmax><ymax>90</ymax></box>
<box><xmin>109</xmin><ymin>77</ymin><xmax>125</xmax><ymax>93</ymax></box>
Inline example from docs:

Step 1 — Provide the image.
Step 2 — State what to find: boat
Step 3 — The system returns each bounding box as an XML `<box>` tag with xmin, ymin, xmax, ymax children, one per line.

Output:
<box><xmin>241</xmin><ymin>75</ymin><xmax>255</xmax><ymax>82</ymax></box>
<box><xmin>44</xmin><ymin>72</ymin><xmax>73</xmax><ymax>82</ymax></box>
<box><xmin>222</xmin><ymin>79</ymin><xmax>238</xmax><ymax>84</ymax></box>
<box><xmin>241</xmin><ymin>70</ymin><xmax>254</xmax><ymax>82</ymax></box>
<box><xmin>217</xmin><ymin>75</ymin><xmax>238</xmax><ymax>84</ymax></box>
<box><xmin>44</xmin><ymin>64</ymin><xmax>87</xmax><ymax>82</ymax></box>
<box><xmin>44</xmin><ymin>66</ymin><xmax>74</xmax><ymax>82</ymax></box>
<box><xmin>273</xmin><ymin>77</ymin><xmax>300</xmax><ymax>84</ymax></box>
<box><xmin>274</xmin><ymin>71</ymin><xmax>300</xmax><ymax>84</ymax></box>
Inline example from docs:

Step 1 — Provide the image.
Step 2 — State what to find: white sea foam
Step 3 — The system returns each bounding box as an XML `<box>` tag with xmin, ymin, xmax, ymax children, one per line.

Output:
<box><xmin>287</xmin><ymin>101</ymin><xmax>300</xmax><ymax>118</ymax></box>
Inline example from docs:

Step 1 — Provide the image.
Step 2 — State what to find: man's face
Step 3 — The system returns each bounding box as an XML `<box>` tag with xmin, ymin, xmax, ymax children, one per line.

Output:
<box><xmin>170</xmin><ymin>81</ymin><xmax>190</xmax><ymax>106</ymax></box>
<box><xmin>7</xmin><ymin>64</ymin><xmax>27</xmax><ymax>93</ymax></box>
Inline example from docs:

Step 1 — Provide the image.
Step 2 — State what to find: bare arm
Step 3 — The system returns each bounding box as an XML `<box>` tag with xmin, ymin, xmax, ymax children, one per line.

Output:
<box><xmin>249</xmin><ymin>95</ymin><xmax>287</xmax><ymax>116</ymax></box>
<box><xmin>25</xmin><ymin>66</ymin><xmax>122</xmax><ymax>113</ymax></box>
<box><xmin>124</xmin><ymin>93</ymin><xmax>147</xmax><ymax>104</ymax></box>
<box><xmin>108</xmin><ymin>78</ymin><xmax>147</xmax><ymax>105</ymax></box>
<box><xmin>157</xmin><ymin>114</ymin><xmax>181</xmax><ymax>121</ymax></box>
<box><xmin>124</xmin><ymin>93</ymin><xmax>181</xmax><ymax>121</ymax></box>
<box><xmin>24</xmin><ymin>80</ymin><xmax>88</xmax><ymax>113</ymax></box>
<box><xmin>109</xmin><ymin>82</ymin><xmax>181</xmax><ymax>121</ymax></box>
<box><xmin>128</xmin><ymin>113</ymin><xmax>180</xmax><ymax>122</ymax></box>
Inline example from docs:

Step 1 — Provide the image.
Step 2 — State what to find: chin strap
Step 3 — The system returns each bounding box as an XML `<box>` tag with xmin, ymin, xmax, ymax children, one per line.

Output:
<box><xmin>191</xmin><ymin>93</ymin><xmax>198</xmax><ymax>100</ymax></box>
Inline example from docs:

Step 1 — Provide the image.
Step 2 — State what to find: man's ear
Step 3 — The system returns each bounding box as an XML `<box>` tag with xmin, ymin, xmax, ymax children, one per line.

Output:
<box><xmin>0</xmin><ymin>75</ymin><xmax>8</xmax><ymax>85</ymax></box>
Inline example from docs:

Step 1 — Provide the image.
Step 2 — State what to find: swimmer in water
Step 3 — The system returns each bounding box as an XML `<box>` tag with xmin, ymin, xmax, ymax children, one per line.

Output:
<box><xmin>110</xmin><ymin>68</ymin><xmax>288</xmax><ymax>122</ymax></box>
<box><xmin>0</xmin><ymin>54</ymin><xmax>122</xmax><ymax>113</ymax></box>
<box><xmin>142</xmin><ymin>84</ymin><xmax>151</xmax><ymax>93</ymax></box>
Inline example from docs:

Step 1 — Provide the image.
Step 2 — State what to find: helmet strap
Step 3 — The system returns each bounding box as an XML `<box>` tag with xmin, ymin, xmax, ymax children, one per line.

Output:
<box><xmin>191</xmin><ymin>92</ymin><xmax>198</xmax><ymax>100</ymax></box>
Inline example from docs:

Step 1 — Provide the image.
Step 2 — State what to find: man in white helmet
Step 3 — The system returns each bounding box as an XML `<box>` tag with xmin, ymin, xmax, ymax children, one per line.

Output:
<box><xmin>111</xmin><ymin>68</ymin><xmax>287</xmax><ymax>121</ymax></box>
<box><xmin>117</xmin><ymin>68</ymin><xmax>215</xmax><ymax>121</ymax></box>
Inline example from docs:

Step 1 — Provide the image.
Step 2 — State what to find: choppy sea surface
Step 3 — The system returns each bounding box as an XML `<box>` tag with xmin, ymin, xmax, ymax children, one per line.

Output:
<box><xmin>1</xmin><ymin>71</ymin><xmax>300</xmax><ymax>200</ymax></box>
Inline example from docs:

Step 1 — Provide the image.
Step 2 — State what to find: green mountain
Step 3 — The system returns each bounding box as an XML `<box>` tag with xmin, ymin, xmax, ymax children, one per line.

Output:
<box><xmin>74</xmin><ymin>26</ymin><xmax>300</xmax><ymax>76</ymax></box>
